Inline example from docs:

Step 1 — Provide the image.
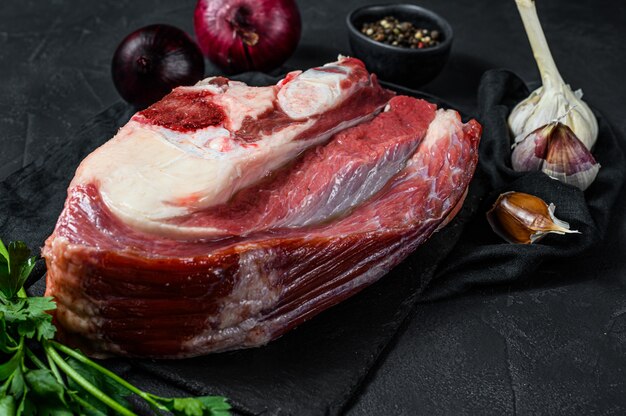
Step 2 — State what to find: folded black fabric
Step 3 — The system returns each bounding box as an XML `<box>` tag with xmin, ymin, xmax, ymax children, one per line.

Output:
<box><xmin>422</xmin><ymin>69</ymin><xmax>626</xmax><ymax>301</ymax></box>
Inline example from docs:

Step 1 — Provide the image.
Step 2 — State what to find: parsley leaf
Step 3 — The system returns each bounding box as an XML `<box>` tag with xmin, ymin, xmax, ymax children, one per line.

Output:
<box><xmin>195</xmin><ymin>396</ymin><xmax>232</xmax><ymax>416</ymax></box>
<box><xmin>8</xmin><ymin>367</ymin><xmax>26</xmax><ymax>399</ymax></box>
<box><xmin>0</xmin><ymin>297</ymin><xmax>56</xmax><ymax>341</ymax></box>
<box><xmin>7</xmin><ymin>366</ymin><xmax>30</xmax><ymax>416</ymax></box>
<box><xmin>156</xmin><ymin>396</ymin><xmax>232</xmax><ymax>416</ymax></box>
<box><xmin>22</xmin><ymin>297</ymin><xmax>57</xmax><ymax>341</ymax></box>
<box><xmin>172</xmin><ymin>397</ymin><xmax>205</xmax><ymax>416</ymax></box>
<box><xmin>0</xmin><ymin>240</ymin><xmax>37</xmax><ymax>300</ymax></box>
<box><xmin>66</xmin><ymin>356</ymin><xmax>132</xmax><ymax>414</ymax></box>
<box><xmin>24</xmin><ymin>369</ymin><xmax>72</xmax><ymax>415</ymax></box>
<box><xmin>0</xmin><ymin>395</ymin><xmax>16</xmax><ymax>416</ymax></box>
<box><xmin>0</xmin><ymin>312</ymin><xmax>19</xmax><ymax>353</ymax></box>
<box><xmin>0</xmin><ymin>348</ymin><xmax>22</xmax><ymax>381</ymax></box>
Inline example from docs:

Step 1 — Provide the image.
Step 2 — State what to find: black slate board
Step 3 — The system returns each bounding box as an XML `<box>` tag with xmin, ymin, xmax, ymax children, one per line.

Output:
<box><xmin>1</xmin><ymin>78</ymin><xmax>483</xmax><ymax>416</ymax></box>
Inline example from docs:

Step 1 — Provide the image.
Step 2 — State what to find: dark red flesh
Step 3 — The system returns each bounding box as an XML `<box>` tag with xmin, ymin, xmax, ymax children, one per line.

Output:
<box><xmin>137</xmin><ymin>89</ymin><xmax>226</xmax><ymax>132</ymax></box>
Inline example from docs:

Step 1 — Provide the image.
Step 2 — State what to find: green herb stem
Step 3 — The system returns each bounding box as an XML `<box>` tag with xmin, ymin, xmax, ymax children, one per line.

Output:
<box><xmin>49</xmin><ymin>341</ymin><xmax>170</xmax><ymax>412</ymax></box>
<box><xmin>44</xmin><ymin>348</ymin><xmax>66</xmax><ymax>386</ymax></box>
<box><xmin>50</xmin><ymin>342</ymin><xmax>142</xmax><ymax>395</ymax></box>
<box><xmin>24</xmin><ymin>347</ymin><xmax>46</xmax><ymax>370</ymax></box>
<box><xmin>68</xmin><ymin>391</ymin><xmax>107</xmax><ymax>414</ymax></box>
<box><xmin>43</xmin><ymin>341</ymin><xmax>138</xmax><ymax>416</ymax></box>
<box><xmin>1</xmin><ymin>338</ymin><xmax>24</xmax><ymax>380</ymax></box>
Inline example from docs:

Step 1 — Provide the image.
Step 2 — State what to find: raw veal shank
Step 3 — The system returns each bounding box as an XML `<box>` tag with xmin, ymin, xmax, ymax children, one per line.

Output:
<box><xmin>43</xmin><ymin>57</ymin><xmax>481</xmax><ymax>358</ymax></box>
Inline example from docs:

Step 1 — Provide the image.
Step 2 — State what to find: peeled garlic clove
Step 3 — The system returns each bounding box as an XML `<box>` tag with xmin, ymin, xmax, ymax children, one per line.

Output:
<box><xmin>486</xmin><ymin>191</ymin><xmax>580</xmax><ymax>244</ymax></box>
<box><xmin>511</xmin><ymin>122</ymin><xmax>600</xmax><ymax>191</ymax></box>
<box><xmin>508</xmin><ymin>0</ymin><xmax>598</xmax><ymax>149</ymax></box>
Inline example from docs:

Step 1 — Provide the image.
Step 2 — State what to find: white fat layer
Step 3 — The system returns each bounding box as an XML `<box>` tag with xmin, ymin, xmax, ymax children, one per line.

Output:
<box><xmin>420</xmin><ymin>109</ymin><xmax>463</xmax><ymax>148</ymax></box>
<box><xmin>72</xmin><ymin>112</ymin><xmax>377</xmax><ymax>238</ymax></box>
<box><xmin>73</xmin><ymin>119</ymin><xmax>314</xmax><ymax>223</ymax></box>
<box><xmin>214</xmin><ymin>83</ymin><xmax>276</xmax><ymax>131</ymax></box>
<box><xmin>278</xmin><ymin>63</ymin><xmax>356</xmax><ymax>119</ymax></box>
<box><xmin>70</xmin><ymin>58</ymin><xmax>373</xmax><ymax>235</ymax></box>
<box><xmin>158</xmin><ymin>126</ymin><xmax>234</xmax><ymax>158</ymax></box>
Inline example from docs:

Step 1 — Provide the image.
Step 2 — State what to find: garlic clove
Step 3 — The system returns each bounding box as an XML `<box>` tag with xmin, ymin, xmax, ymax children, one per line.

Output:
<box><xmin>542</xmin><ymin>123</ymin><xmax>600</xmax><ymax>190</ymax></box>
<box><xmin>486</xmin><ymin>191</ymin><xmax>580</xmax><ymax>244</ymax></box>
<box><xmin>511</xmin><ymin>124</ymin><xmax>549</xmax><ymax>172</ymax></box>
<box><xmin>511</xmin><ymin>122</ymin><xmax>600</xmax><ymax>191</ymax></box>
<box><xmin>508</xmin><ymin>88</ymin><xmax>542</xmax><ymax>139</ymax></box>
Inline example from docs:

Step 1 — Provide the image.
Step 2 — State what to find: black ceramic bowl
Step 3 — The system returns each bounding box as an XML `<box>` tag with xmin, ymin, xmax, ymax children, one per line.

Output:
<box><xmin>347</xmin><ymin>4</ymin><xmax>453</xmax><ymax>88</ymax></box>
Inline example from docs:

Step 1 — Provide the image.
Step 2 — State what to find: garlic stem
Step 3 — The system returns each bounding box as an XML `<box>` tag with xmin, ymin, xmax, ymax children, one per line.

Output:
<box><xmin>515</xmin><ymin>0</ymin><xmax>564</xmax><ymax>89</ymax></box>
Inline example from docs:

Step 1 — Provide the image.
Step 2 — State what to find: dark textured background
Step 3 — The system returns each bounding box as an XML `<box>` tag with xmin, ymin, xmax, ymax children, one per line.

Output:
<box><xmin>1</xmin><ymin>0</ymin><xmax>625</xmax><ymax>414</ymax></box>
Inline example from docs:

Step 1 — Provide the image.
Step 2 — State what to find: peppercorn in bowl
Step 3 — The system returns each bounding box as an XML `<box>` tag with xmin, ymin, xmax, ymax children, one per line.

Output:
<box><xmin>347</xmin><ymin>3</ymin><xmax>453</xmax><ymax>87</ymax></box>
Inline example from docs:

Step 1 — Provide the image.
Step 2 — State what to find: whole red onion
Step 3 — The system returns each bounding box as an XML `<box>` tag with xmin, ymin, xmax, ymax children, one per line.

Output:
<box><xmin>112</xmin><ymin>24</ymin><xmax>205</xmax><ymax>108</ymax></box>
<box><xmin>194</xmin><ymin>0</ymin><xmax>301</xmax><ymax>74</ymax></box>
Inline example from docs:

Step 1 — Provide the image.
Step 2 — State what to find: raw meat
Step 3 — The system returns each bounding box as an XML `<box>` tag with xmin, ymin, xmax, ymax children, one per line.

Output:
<box><xmin>43</xmin><ymin>58</ymin><xmax>481</xmax><ymax>358</ymax></box>
<box><xmin>69</xmin><ymin>57</ymin><xmax>393</xmax><ymax>236</ymax></box>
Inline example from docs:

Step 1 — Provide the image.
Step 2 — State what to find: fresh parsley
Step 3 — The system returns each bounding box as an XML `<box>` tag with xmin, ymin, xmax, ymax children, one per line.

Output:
<box><xmin>0</xmin><ymin>238</ymin><xmax>231</xmax><ymax>415</ymax></box>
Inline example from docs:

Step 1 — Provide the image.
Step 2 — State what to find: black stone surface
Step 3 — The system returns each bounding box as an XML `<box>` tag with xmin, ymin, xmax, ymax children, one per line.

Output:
<box><xmin>1</xmin><ymin>0</ymin><xmax>625</xmax><ymax>415</ymax></box>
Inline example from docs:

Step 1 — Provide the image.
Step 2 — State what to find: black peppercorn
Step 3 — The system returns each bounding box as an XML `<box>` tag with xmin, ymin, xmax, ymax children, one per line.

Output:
<box><xmin>360</xmin><ymin>16</ymin><xmax>441</xmax><ymax>49</ymax></box>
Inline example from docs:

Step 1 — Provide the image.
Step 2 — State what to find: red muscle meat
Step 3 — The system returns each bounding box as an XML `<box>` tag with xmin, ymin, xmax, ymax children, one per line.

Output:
<box><xmin>43</xmin><ymin>58</ymin><xmax>481</xmax><ymax>358</ymax></box>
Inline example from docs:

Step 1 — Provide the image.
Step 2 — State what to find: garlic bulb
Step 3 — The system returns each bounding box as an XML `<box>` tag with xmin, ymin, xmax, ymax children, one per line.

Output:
<box><xmin>512</xmin><ymin>122</ymin><xmax>600</xmax><ymax>190</ymax></box>
<box><xmin>487</xmin><ymin>191</ymin><xmax>580</xmax><ymax>244</ymax></box>
<box><xmin>508</xmin><ymin>0</ymin><xmax>598</xmax><ymax>149</ymax></box>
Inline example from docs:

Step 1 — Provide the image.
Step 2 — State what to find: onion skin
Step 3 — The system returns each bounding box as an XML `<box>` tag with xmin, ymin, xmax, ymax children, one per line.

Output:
<box><xmin>112</xmin><ymin>24</ymin><xmax>205</xmax><ymax>108</ymax></box>
<box><xmin>194</xmin><ymin>0</ymin><xmax>302</xmax><ymax>74</ymax></box>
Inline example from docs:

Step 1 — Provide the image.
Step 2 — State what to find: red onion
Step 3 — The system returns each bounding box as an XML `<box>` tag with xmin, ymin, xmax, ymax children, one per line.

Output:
<box><xmin>112</xmin><ymin>24</ymin><xmax>205</xmax><ymax>108</ymax></box>
<box><xmin>194</xmin><ymin>0</ymin><xmax>301</xmax><ymax>74</ymax></box>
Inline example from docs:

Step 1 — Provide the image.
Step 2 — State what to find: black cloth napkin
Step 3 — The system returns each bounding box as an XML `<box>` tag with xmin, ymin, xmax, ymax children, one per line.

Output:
<box><xmin>422</xmin><ymin>69</ymin><xmax>626</xmax><ymax>301</ymax></box>
<box><xmin>0</xmin><ymin>74</ymin><xmax>480</xmax><ymax>415</ymax></box>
